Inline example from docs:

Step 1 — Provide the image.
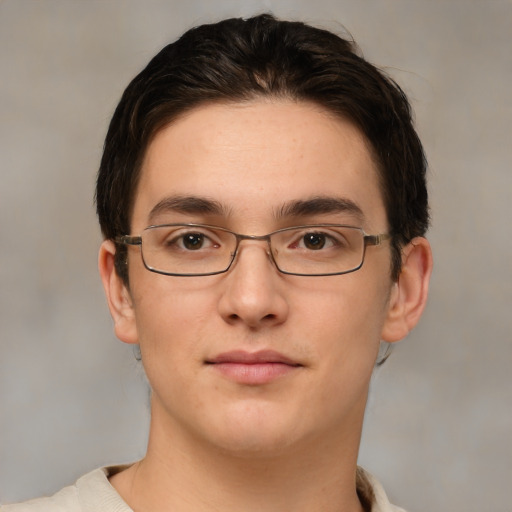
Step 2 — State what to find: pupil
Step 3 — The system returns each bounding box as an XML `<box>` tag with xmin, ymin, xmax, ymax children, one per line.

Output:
<box><xmin>183</xmin><ymin>233</ymin><xmax>204</xmax><ymax>250</ymax></box>
<box><xmin>304</xmin><ymin>233</ymin><xmax>325</xmax><ymax>250</ymax></box>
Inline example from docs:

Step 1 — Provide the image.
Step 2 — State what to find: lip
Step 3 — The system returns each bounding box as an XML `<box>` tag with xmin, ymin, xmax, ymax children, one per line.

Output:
<box><xmin>205</xmin><ymin>350</ymin><xmax>302</xmax><ymax>385</ymax></box>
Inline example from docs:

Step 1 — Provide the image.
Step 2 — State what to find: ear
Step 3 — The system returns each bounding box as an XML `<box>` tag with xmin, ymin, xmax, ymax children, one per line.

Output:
<box><xmin>98</xmin><ymin>240</ymin><xmax>139</xmax><ymax>345</ymax></box>
<box><xmin>381</xmin><ymin>237</ymin><xmax>433</xmax><ymax>343</ymax></box>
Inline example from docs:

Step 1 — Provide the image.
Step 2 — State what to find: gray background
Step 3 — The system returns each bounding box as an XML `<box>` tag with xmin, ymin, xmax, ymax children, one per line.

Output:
<box><xmin>1</xmin><ymin>1</ymin><xmax>511</xmax><ymax>510</ymax></box>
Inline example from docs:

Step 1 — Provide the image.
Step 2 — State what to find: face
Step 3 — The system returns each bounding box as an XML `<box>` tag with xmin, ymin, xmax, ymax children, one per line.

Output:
<box><xmin>109</xmin><ymin>100</ymin><xmax>400</xmax><ymax>456</ymax></box>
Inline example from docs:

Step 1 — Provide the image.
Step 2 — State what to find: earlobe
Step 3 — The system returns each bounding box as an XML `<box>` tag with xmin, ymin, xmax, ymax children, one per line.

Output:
<box><xmin>381</xmin><ymin>237</ymin><xmax>433</xmax><ymax>343</ymax></box>
<box><xmin>98</xmin><ymin>240</ymin><xmax>139</xmax><ymax>345</ymax></box>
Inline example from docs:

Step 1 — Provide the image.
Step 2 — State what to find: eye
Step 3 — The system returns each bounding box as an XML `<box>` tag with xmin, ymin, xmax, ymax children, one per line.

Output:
<box><xmin>294</xmin><ymin>231</ymin><xmax>341</xmax><ymax>251</ymax></box>
<box><xmin>181</xmin><ymin>232</ymin><xmax>207</xmax><ymax>250</ymax></box>
<box><xmin>301</xmin><ymin>232</ymin><xmax>329</xmax><ymax>250</ymax></box>
<box><xmin>283</xmin><ymin>227</ymin><xmax>350</xmax><ymax>253</ymax></box>
<box><xmin>159</xmin><ymin>228</ymin><xmax>220</xmax><ymax>251</ymax></box>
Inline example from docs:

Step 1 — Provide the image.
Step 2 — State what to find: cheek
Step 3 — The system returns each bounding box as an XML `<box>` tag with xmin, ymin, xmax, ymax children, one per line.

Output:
<box><xmin>131</xmin><ymin>287</ymin><xmax>215</xmax><ymax>419</ymax></box>
<box><xmin>131</xmin><ymin>280</ymin><xmax>214</xmax><ymax>366</ymax></box>
<box><xmin>296</xmin><ymin>277</ymin><xmax>390</xmax><ymax>364</ymax></box>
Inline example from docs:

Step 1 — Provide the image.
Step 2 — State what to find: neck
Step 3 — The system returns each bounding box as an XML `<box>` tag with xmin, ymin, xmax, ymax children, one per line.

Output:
<box><xmin>111</xmin><ymin>397</ymin><xmax>367</xmax><ymax>512</ymax></box>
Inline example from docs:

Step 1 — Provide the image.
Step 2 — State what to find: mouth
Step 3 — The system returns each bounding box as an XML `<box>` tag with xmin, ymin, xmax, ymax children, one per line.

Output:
<box><xmin>205</xmin><ymin>350</ymin><xmax>303</xmax><ymax>385</ymax></box>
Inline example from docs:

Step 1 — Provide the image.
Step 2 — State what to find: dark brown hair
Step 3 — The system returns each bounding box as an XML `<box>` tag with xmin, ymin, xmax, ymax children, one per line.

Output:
<box><xmin>96</xmin><ymin>14</ymin><xmax>429</xmax><ymax>282</ymax></box>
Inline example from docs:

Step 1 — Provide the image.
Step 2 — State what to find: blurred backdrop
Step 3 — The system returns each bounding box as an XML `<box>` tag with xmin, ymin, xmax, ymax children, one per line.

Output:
<box><xmin>1</xmin><ymin>1</ymin><xmax>511</xmax><ymax>510</ymax></box>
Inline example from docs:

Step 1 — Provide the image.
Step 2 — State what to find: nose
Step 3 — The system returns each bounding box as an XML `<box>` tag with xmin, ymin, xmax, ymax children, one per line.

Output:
<box><xmin>217</xmin><ymin>242</ymin><xmax>289</xmax><ymax>329</ymax></box>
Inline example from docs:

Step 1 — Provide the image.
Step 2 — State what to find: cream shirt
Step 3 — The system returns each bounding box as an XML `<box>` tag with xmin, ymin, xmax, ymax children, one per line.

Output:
<box><xmin>1</xmin><ymin>466</ymin><xmax>406</xmax><ymax>512</ymax></box>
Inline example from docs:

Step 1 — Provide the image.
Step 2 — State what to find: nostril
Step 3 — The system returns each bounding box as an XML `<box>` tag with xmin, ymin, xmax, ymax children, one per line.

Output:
<box><xmin>228</xmin><ymin>313</ymin><xmax>240</xmax><ymax>323</ymax></box>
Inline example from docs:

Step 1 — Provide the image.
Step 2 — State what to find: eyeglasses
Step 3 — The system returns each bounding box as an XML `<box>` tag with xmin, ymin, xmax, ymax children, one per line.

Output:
<box><xmin>116</xmin><ymin>223</ymin><xmax>390</xmax><ymax>277</ymax></box>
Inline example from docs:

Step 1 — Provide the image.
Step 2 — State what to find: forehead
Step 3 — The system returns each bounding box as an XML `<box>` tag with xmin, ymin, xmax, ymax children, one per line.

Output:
<box><xmin>132</xmin><ymin>100</ymin><xmax>386</xmax><ymax>231</ymax></box>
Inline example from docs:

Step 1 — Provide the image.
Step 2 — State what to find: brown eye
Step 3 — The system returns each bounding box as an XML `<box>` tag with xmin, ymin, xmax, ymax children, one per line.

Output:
<box><xmin>302</xmin><ymin>233</ymin><xmax>326</xmax><ymax>250</ymax></box>
<box><xmin>182</xmin><ymin>233</ymin><xmax>205</xmax><ymax>250</ymax></box>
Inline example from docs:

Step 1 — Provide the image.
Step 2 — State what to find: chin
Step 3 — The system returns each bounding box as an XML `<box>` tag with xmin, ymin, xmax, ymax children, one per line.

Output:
<box><xmin>198</xmin><ymin>400</ymin><xmax>312</xmax><ymax>458</ymax></box>
<box><xmin>209</xmin><ymin>427</ymin><xmax>298</xmax><ymax>458</ymax></box>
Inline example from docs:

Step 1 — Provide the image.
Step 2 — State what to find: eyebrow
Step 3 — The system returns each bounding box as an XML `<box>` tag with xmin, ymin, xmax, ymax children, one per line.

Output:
<box><xmin>148</xmin><ymin>195</ymin><xmax>230</xmax><ymax>223</ymax></box>
<box><xmin>274</xmin><ymin>196</ymin><xmax>364</xmax><ymax>222</ymax></box>
<box><xmin>147</xmin><ymin>194</ymin><xmax>364</xmax><ymax>224</ymax></box>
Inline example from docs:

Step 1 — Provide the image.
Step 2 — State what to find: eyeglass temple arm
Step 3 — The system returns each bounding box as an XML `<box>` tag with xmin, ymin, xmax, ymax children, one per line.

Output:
<box><xmin>364</xmin><ymin>233</ymin><xmax>391</xmax><ymax>246</ymax></box>
<box><xmin>115</xmin><ymin>235</ymin><xmax>142</xmax><ymax>246</ymax></box>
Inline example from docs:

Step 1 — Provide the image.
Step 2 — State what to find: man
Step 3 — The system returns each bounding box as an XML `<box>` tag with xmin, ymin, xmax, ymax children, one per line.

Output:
<box><xmin>3</xmin><ymin>14</ymin><xmax>432</xmax><ymax>512</ymax></box>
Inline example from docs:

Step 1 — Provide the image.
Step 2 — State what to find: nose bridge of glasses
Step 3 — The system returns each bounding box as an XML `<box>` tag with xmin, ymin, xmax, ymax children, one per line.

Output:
<box><xmin>236</xmin><ymin>233</ymin><xmax>272</xmax><ymax>243</ymax></box>
<box><xmin>233</xmin><ymin>233</ymin><xmax>274</xmax><ymax>259</ymax></box>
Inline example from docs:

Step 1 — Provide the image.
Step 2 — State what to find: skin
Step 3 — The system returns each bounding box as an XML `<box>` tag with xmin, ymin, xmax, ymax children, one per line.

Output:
<box><xmin>99</xmin><ymin>99</ymin><xmax>432</xmax><ymax>512</ymax></box>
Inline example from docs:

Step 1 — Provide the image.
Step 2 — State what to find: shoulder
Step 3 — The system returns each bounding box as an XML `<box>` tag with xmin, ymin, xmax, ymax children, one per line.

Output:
<box><xmin>1</xmin><ymin>466</ymin><xmax>132</xmax><ymax>512</ymax></box>
<box><xmin>1</xmin><ymin>484</ymin><xmax>79</xmax><ymax>512</ymax></box>
<box><xmin>357</xmin><ymin>467</ymin><xmax>407</xmax><ymax>512</ymax></box>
